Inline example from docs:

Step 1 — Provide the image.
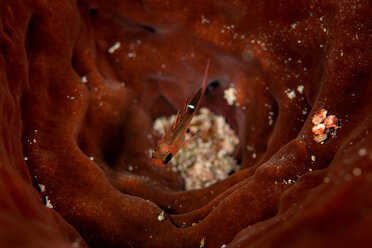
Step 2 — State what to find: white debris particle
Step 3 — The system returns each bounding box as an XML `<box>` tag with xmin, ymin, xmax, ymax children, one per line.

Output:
<box><xmin>297</xmin><ymin>85</ymin><xmax>304</xmax><ymax>94</ymax></box>
<box><xmin>340</xmin><ymin>50</ymin><xmax>344</xmax><ymax>57</ymax></box>
<box><xmin>324</xmin><ymin>177</ymin><xmax>330</xmax><ymax>183</ymax></box>
<box><xmin>24</xmin><ymin>157</ymin><xmax>28</xmax><ymax>161</ymax></box>
<box><xmin>153</xmin><ymin>108</ymin><xmax>239</xmax><ymax>190</ymax></box>
<box><xmin>127</xmin><ymin>52</ymin><xmax>136</xmax><ymax>58</ymax></box>
<box><xmin>201</xmin><ymin>15</ymin><xmax>210</xmax><ymax>24</ymax></box>
<box><xmin>302</xmin><ymin>108</ymin><xmax>308</xmax><ymax>115</ymax></box>
<box><xmin>252</xmin><ymin>153</ymin><xmax>257</xmax><ymax>159</ymax></box>
<box><xmin>268</xmin><ymin>111</ymin><xmax>274</xmax><ymax>126</ymax></box>
<box><xmin>200</xmin><ymin>238</ymin><xmax>206</xmax><ymax>248</ymax></box>
<box><xmin>246</xmin><ymin>145</ymin><xmax>254</xmax><ymax>151</ymax></box>
<box><xmin>39</xmin><ymin>184</ymin><xmax>46</xmax><ymax>192</ymax></box>
<box><xmin>81</xmin><ymin>76</ymin><xmax>88</xmax><ymax>83</ymax></box>
<box><xmin>353</xmin><ymin>167</ymin><xmax>362</xmax><ymax>176</ymax></box>
<box><xmin>320</xmin><ymin>44</ymin><xmax>324</xmax><ymax>48</ymax></box>
<box><xmin>297</xmin><ymin>40</ymin><xmax>302</xmax><ymax>44</ymax></box>
<box><xmin>221</xmin><ymin>245</ymin><xmax>227</xmax><ymax>248</ymax></box>
<box><xmin>89</xmin><ymin>156</ymin><xmax>94</xmax><ymax>161</ymax></box>
<box><xmin>71</xmin><ymin>238</ymin><xmax>82</xmax><ymax>248</ymax></box>
<box><xmin>33</xmin><ymin>138</ymin><xmax>37</xmax><ymax>143</ymax></box>
<box><xmin>291</xmin><ymin>23</ymin><xmax>297</xmax><ymax>29</ymax></box>
<box><xmin>224</xmin><ymin>87</ymin><xmax>237</xmax><ymax>105</ymax></box>
<box><xmin>128</xmin><ymin>165</ymin><xmax>133</xmax><ymax>171</ymax></box>
<box><xmin>45</xmin><ymin>196</ymin><xmax>53</xmax><ymax>208</ymax></box>
<box><xmin>311</xmin><ymin>155</ymin><xmax>316</xmax><ymax>162</ymax></box>
<box><xmin>358</xmin><ymin>148</ymin><xmax>367</xmax><ymax>156</ymax></box>
<box><xmin>285</xmin><ymin>89</ymin><xmax>296</xmax><ymax>99</ymax></box>
<box><xmin>161</xmin><ymin>64</ymin><xmax>166</xmax><ymax>69</ymax></box>
<box><xmin>107</xmin><ymin>42</ymin><xmax>121</xmax><ymax>54</ymax></box>
<box><xmin>157</xmin><ymin>210</ymin><xmax>165</xmax><ymax>221</ymax></box>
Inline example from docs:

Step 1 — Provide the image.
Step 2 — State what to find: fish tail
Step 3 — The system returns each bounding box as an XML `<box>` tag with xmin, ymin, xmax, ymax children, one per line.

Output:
<box><xmin>201</xmin><ymin>58</ymin><xmax>210</xmax><ymax>94</ymax></box>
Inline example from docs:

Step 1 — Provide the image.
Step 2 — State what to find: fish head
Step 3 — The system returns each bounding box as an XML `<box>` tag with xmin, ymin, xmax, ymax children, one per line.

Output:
<box><xmin>151</xmin><ymin>144</ymin><xmax>173</xmax><ymax>167</ymax></box>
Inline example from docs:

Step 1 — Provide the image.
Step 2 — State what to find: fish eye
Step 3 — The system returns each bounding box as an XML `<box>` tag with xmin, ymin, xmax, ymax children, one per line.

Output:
<box><xmin>162</xmin><ymin>153</ymin><xmax>173</xmax><ymax>164</ymax></box>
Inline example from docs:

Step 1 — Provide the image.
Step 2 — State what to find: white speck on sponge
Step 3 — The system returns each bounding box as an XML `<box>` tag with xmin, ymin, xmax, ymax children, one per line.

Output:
<box><xmin>224</xmin><ymin>87</ymin><xmax>237</xmax><ymax>105</ymax></box>
<box><xmin>39</xmin><ymin>184</ymin><xmax>46</xmax><ymax>192</ymax></box>
<box><xmin>201</xmin><ymin>15</ymin><xmax>211</xmax><ymax>24</ymax></box>
<box><xmin>297</xmin><ymin>85</ymin><xmax>304</xmax><ymax>94</ymax></box>
<box><xmin>108</xmin><ymin>42</ymin><xmax>121</xmax><ymax>54</ymax></box>
<box><xmin>358</xmin><ymin>148</ymin><xmax>367</xmax><ymax>156</ymax></box>
<box><xmin>353</xmin><ymin>167</ymin><xmax>362</xmax><ymax>176</ymax></box>
<box><xmin>81</xmin><ymin>76</ymin><xmax>88</xmax><ymax>83</ymax></box>
<box><xmin>285</xmin><ymin>89</ymin><xmax>296</xmax><ymax>99</ymax></box>
<box><xmin>45</xmin><ymin>196</ymin><xmax>53</xmax><ymax>208</ymax></box>
<box><xmin>157</xmin><ymin>210</ymin><xmax>165</xmax><ymax>221</ymax></box>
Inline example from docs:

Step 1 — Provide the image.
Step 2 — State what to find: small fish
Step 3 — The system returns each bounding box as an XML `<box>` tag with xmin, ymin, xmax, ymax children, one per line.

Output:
<box><xmin>152</xmin><ymin>60</ymin><xmax>210</xmax><ymax>167</ymax></box>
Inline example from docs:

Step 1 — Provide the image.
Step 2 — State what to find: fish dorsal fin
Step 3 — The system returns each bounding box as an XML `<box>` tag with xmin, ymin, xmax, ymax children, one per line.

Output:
<box><xmin>183</xmin><ymin>97</ymin><xmax>189</xmax><ymax>113</ymax></box>
<box><xmin>172</xmin><ymin>110</ymin><xmax>181</xmax><ymax>130</ymax></box>
<box><xmin>201</xmin><ymin>58</ymin><xmax>210</xmax><ymax>94</ymax></box>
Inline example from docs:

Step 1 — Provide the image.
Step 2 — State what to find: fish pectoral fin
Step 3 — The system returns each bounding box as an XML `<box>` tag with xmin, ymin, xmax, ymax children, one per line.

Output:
<box><xmin>162</xmin><ymin>121</ymin><xmax>172</xmax><ymax>136</ymax></box>
<box><xmin>185</xmin><ymin>131</ymin><xmax>202</xmax><ymax>145</ymax></box>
